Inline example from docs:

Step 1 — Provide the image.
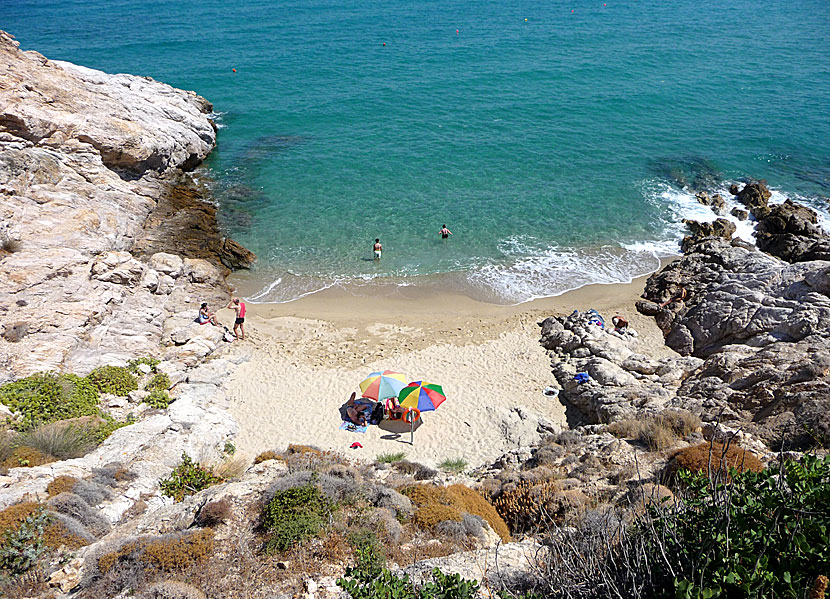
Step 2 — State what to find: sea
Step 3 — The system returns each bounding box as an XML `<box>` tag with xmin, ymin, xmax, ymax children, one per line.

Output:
<box><xmin>4</xmin><ymin>0</ymin><xmax>829</xmax><ymax>304</ymax></box>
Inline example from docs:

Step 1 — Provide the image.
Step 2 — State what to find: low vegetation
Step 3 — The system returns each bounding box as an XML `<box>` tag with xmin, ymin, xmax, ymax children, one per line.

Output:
<box><xmin>0</xmin><ymin>372</ymin><xmax>99</xmax><ymax>430</ymax></box>
<box><xmin>262</xmin><ymin>484</ymin><xmax>333</xmax><ymax>552</ymax></box>
<box><xmin>438</xmin><ymin>458</ymin><xmax>468</xmax><ymax>474</ymax></box>
<box><xmin>665</xmin><ymin>441</ymin><xmax>764</xmax><ymax>484</ymax></box>
<box><xmin>607</xmin><ymin>409</ymin><xmax>701</xmax><ymax>451</ymax></box>
<box><xmin>376</xmin><ymin>451</ymin><xmax>406</xmax><ymax>464</ymax></box>
<box><xmin>145</xmin><ymin>389</ymin><xmax>172</xmax><ymax>409</ymax></box>
<box><xmin>86</xmin><ymin>365</ymin><xmax>138</xmax><ymax>396</ymax></box>
<box><xmin>159</xmin><ymin>453</ymin><xmax>222</xmax><ymax>502</ymax></box>
<box><xmin>402</xmin><ymin>484</ymin><xmax>510</xmax><ymax>542</ymax></box>
<box><xmin>144</xmin><ymin>372</ymin><xmax>171</xmax><ymax>393</ymax></box>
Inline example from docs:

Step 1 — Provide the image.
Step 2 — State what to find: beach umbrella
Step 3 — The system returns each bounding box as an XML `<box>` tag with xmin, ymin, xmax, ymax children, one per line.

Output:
<box><xmin>399</xmin><ymin>381</ymin><xmax>446</xmax><ymax>412</ymax></box>
<box><xmin>359</xmin><ymin>370</ymin><xmax>408</xmax><ymax>401</ymax></box>
<box><xmin>398</xmin><ymin>381</ymin><xmax>446</xmax><ymax>445</ymax></box>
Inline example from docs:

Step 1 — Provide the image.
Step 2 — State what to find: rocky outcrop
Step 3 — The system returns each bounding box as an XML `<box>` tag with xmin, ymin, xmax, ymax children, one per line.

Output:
<box><xmin>755</xmin><ymin>199</ymin><xmax>830</xmax><ymax>263</ymax></box>
<box><xmin>0</xmin><ymin>31</ymin><xmax>214</xmax><ymax>175</ymax></box>
<box><xmin>539</xmin><ymin>312</ymin><xmax>702</xmax><ymax>425</ymax></box>
<box><xmin>681</xmin><ymin>217</ymin><xmax>736</xmax><ymax>252</ymax></box>
<box><xmin>0</xmin><ymin>30</ymin><xmax>253</xmax><ymax>380</ymax></box>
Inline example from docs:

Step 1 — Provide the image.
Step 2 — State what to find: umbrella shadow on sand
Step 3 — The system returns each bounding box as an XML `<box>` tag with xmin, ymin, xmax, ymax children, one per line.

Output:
<box><xmin>378</xmin><ymin>418</ymin><xmax>422</xmax><ymax>443</ymax></box>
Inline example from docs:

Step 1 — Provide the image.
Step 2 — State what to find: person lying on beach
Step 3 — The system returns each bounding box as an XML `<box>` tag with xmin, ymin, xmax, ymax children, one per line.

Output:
<box><xmin>345</xmin><ymin>392</ymin><xmax>374</xmax><ymax>426</ymax></box>
<box><xmin>611</xmin><ymin>315</ymin><xmax>629</xmax><ymax>333</ymax></box>
<box><xmin>660</xmin><ymin>286</ymin><xmax>688</xmax><ymax>307</ymax></box>
<box><xmin>195</xmin><ymin>302</ymin><xmax>221</xmax><ymax>326</ymax></box>
<box><xmin>439</xmin><ymin>224</ymin><xmax>452</xmax><ymax>239</ymax></box>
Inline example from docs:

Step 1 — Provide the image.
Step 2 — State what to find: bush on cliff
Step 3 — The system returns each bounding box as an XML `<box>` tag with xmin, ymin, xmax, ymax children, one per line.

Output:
<box><xmin>665</xmin><ymin>441</ymin><xmax>763</xmax><ymax>485</ymax></box>
<box><xmin>86</xmin><ymin>365</ymin><xmax>138</xmax><ymax>396</ymax></box>
<box><xmin>158</xmin><ymin>453</ymin><xmax>221</xmax><ymax>502</ymax></box>
<box><xmin>0</xmin><ymin>372</ymin><xmax>99</xmax><ymax>430</ymax></box>
<box><xmin>261</xmin><ymin>484</ymin><xmax>332</xmax><ymax>552</ymax></box>
<box><xmin>520</xmin><ymin>455</ymin><xmax>830</xmax><ymax>599</ymax></box>
<box><xmin>401</xmin><ymin>484</ymin><xmax>510</xmax><ymax>542</ymax></box>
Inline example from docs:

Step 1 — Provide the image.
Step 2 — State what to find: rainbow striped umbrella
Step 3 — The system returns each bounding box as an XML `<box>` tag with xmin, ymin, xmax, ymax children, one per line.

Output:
<box><xmin>399</xmin><ymin>381</ymin><xmax>446</xmax><ymax>412</ymax></box>
<box><xmin>359</xmin><ymin>370</ymin><xmax>408</xmax><ymax>401</ymax></box>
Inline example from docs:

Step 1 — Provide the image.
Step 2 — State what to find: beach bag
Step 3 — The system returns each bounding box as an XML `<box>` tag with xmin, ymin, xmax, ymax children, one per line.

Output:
<box><xmin>222</xmin><ymin>328</ymin><xmax>235</xmax><ymax>342</ymax></box>
<box><xmin>369</xmin><ymin>403</ymin><xmax>385</xmax><ymax>426</ymax></box>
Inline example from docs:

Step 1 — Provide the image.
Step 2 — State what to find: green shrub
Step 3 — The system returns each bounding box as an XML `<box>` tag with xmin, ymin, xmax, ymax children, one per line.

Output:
<box><xmin>0</xmin><ymin>373</ymin><xmax>100</xmax><ymax>430</ymax></box>
<box><xmin>159</xmin><ymin>453</ymin><xmax>222</xmax><ymax>502</ymax></box>
<box><xmin>86</xmin><ymin>366</ymin><xmax>138</xmax><ymax>396</ymax></box>
<box><xmin>223</xmin><ymin>441</ymin><xmax>236</xmax><ymax>455</ymax></box>
<box><xmin>126</xmin><ymin>357</ymin><xmax>159</xmax><ymax>374</ymax></box>
<box><xmin>144</xmin><ymin>372</ymin><xmax>171</xmax><ymax>393</ymax></box>
<box><xmin>0</xmin><ymin>508</ymin><xmax>50</xmax><ymax>576</ymax></box>
<box><xmin>376</xmin><ymin>452</ymin><xmax>406</xmax><ymax>464</ymax></box>
<box><xmin>145</xmin><ymin>389</ymin><xmax>172</xmax><ymax>409</ymax></box>
<box><xmin>262</xmin><ymin>484</ymin><xmax>331</xmax><ymax>552</ymax></box>
<box><xmin>438</xmin><ymin>458</ymin><xmax>468</xmax><ymax>474</ymax></box>
<box><xmin>644</xmin><ymin>455</ymin><xmax>830</xmax><ymax>598</ymax></box>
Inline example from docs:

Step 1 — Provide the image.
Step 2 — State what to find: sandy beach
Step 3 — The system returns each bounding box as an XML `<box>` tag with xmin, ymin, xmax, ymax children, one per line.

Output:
<box><xmin>220</xmin><ymin>267</ymin><xmax>677</xmax><ymax>468</ymax></box>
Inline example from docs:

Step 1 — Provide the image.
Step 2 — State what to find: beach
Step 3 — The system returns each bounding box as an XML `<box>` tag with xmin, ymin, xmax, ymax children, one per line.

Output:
<box><xmin>219</xmin><ymin>266</ymin><xmax>678</xmax><ymax>468</ymax></box>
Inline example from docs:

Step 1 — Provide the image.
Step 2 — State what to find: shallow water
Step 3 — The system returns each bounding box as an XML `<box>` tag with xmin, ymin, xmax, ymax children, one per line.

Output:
<box><xmin>5</xmin><ymin>0</ymin><xmax>830</xmax><ymax>302</ymax></box>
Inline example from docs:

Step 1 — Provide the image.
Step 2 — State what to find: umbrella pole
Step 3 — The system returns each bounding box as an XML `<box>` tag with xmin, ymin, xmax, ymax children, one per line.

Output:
<box><xmin>410</xmin><ymin>418</ymin><xmax>414</xmax><ymax>445</ymax></box>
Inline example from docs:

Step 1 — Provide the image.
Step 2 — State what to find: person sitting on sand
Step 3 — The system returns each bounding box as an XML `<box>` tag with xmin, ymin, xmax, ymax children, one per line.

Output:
<box><xmin>227</xmin><ymin>297</ymin><xmax>246</xmax><ymax>340</ymax></box>
<box><xmin>373</xmin><ymin>238</ymin><xmax>383</xmax><ymax>260</ymax></box>
<box><xmin>385</xmin><ymin>397</ymin><xmax>406</xmax><ymax>420</ymax></box>
<box><xmin>611</xmin><ymin>315</ymin><xmax>629</xmax><ymax>333</ymax></box>
<box><xmin>660</xmin><ymin>286</ymin><xmax>688</xmax><ymax>308</ymax></box>
<box><xmin>345</xmin><ymin>392</ymin><xmax>374</xmax><ymax>426</ymax></box>
<box><xmin>196</xmin><ymin>302</ymin><xmax>221</xmax><ymax>326</ymax></box>
<box><xmin>439</xmin><ymin>224</ymin><xmax>452</xmax><ymax>239</ymax></box>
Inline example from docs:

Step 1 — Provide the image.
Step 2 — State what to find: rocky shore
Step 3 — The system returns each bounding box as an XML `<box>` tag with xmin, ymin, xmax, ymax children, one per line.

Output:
<box><xmin>0</xmin><ymin>29</ymin><xmax>253</xmax><ymax>382</ymax></box>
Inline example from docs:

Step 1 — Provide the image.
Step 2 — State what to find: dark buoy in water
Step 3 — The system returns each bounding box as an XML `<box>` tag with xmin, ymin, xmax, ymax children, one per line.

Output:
<box><xmin>382</xmin><ymin>42</ymin><xmax>386</xmax><ymax>46</ymax></box>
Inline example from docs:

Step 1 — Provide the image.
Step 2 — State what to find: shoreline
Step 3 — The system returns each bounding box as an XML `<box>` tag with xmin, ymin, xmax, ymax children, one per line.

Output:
<box><xmin>219</xmin><ymin>261</ymin><xmax>678</xmax><ymax>468</ymax></box>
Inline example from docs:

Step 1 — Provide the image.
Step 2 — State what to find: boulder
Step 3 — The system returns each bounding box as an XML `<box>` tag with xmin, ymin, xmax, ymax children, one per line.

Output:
<box><xmin>755</xmin><ymin>199</ymin><xmax>830</xmax><ymax>263</ymax></box>
<box><xmin>149</xmin><ymin>252</ymin><xmax>184</xmax><ymax>277</ymax></box>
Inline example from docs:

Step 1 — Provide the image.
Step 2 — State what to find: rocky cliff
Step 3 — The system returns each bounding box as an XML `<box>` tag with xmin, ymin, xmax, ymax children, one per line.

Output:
<box><xmin>0</xmin><ymin>30</ymin><xmax>254</xmax><ymax>381</ymax></box>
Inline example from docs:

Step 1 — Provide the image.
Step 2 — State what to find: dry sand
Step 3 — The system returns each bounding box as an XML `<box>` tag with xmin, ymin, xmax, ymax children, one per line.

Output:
<box><xmin>220</xmin><ymin>266</ymin><xmax>677</xmax><ymax>469</ymax></box>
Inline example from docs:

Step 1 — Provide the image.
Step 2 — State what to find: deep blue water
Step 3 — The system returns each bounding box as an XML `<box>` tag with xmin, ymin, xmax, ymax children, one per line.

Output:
<box><xmin>4</xmin><ymin>0</ymin><xmax>829</xmax><ymax>302</ymax></box>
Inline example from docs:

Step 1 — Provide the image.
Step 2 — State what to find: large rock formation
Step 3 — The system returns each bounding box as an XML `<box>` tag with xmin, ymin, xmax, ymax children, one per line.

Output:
<box><xmin>0</xmin><ymin>30</ymin><xmax>253</xmax><ymax>381</ymax></box>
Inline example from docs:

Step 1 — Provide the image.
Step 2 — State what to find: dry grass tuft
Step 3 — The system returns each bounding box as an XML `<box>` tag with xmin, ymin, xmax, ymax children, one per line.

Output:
<box><xmin>401</xmin><ymin>484</ymin><xmax>510</xmax><ymax>542</ymax></box>
<box><xmin>666</xmin><ymin>442</ymin><xmax>764</xmax><ymax>485</ymax></box>
<box><xmin>194</xmin><ymin>499</ymin><xmax>231</xmax><ymax>528</ymax></box>
<box><xmin>254</xmin><ymin>450</ymin><xmax>279</xmax><ymax>464</ymax></box>
<box><xmin>209</xmin><ymin>454</ymin><xmax>249</xmax><ymax>480</ymax></box>
<box><xmin>0</xmin><ymin>502</ymin><xmax>91</xmax><ymax>551</ymax></box>
<box><xmin>1</xmin><ymin>446</ymin><xmax>55</xmax><ymax>470</ymax></box>
<box><xmin>492</xmin><ymin>480</ymin><xmax>590</xmax><ymax>534</ymax></box>
<box><xmin>608</xmin><ymin>409</ymin><xmax>701</xmax><ymax>451</ymax></box>
<box><xmin>47</xmin><ymin>475</ymin><xmax>79</xmax><ymax>497</ymax></box>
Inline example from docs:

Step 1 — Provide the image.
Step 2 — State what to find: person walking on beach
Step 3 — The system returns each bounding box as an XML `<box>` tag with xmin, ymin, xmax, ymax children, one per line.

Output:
<box><xmin>373</xmin><ymin>238</ymin><xmax>383</xmax><ymax>260</ymax></box>
<box><xmin>227</xmin><ymin>297</ymin><xmax>246</xmax><ymax>340</ymax></box>
<box><xmin>439</xmin><ymin>224</ymin><xmax>453</xmax><ymax>239</ymax></box>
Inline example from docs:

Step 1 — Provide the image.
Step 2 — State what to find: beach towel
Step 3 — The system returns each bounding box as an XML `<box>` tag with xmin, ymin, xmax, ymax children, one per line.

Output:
<box><xmin>340</xmin><ymin>421</ymin><xmax>368</xmax><ymax>434</ymax></box>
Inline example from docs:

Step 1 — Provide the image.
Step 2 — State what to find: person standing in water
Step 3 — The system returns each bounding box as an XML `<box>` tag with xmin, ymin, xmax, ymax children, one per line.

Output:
<box><xmin>227</xmin><ymin>297</ymin><xmax>246</xmax><ymax>340</ymax></box>
<box><xmin>373</xmin><ymin>238</ymin><xmax>383</xmax><ymax>260</ymax></box>
<box><xmin>439</xmin><ymin>224</ymin><xmax>453</xmax><ymax>239</ymax></box>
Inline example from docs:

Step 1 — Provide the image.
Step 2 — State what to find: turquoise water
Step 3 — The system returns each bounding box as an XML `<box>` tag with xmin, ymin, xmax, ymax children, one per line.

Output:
<box><xmin>5</xmin><ymin>0</ymin><xmax>830</xmax><ymax>303</ymax></box>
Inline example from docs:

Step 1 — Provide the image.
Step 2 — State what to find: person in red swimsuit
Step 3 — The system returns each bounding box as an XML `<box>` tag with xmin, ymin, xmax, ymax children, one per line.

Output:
<box><xmin>227</xmin><ymin>297</ymin><xmax>246</xmax><ymax>340</ymax></box>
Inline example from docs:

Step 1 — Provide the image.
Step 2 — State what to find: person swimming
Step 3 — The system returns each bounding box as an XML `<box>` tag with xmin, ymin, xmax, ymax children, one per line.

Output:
<box><xmin>373</xmin><ymin>238</ymin><xmax>382</xmax><ymax>260</ymax></box>
<box><xmin>439</xmin><ymin>224</ymin><xmax>452</xmax><ymax>239</ymax></box>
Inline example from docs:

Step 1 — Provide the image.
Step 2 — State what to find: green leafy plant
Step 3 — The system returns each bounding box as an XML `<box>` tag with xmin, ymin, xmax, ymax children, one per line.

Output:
<box><xmin>262</xmin><ymin>484</ymin><xmax>331</xmax><ymax>552</ymax></box>
<box><xmin>642</xmin><ymin>455</ymin><xmax>830</xmax><ymax>598</ymax></box>
<box><xmin>126</xmin><ymin>357</ymin><xmax>159</xmax><ymax>374</ymax></box>
<box><xmin>0</xmin><ymin>373</ymin><xmax>100</xmax><ymax>430</ymax></box>
<box><xmin>223</xmin><ymin>441</ymin><xmax>236</xmax><ymax>455</ymax></box>
<box><xmin>159</xmin><ymin>453</ymin><xmax>222</xmax><ymax>502</ymax></box>
<box><xmin>86</xmin><ymin>366</ymin><xmax>138</xmax><ymax>396</ymax></box>
<box><xmin>376</xmin><ymin>451</ymin><xmax>406</xmax><ymax>464</ymax></box>
<box><xmin>438</xmin><ymin>458</ymin><xmax>468</xmax><ymax>474</ymax></box>
<box><xmin>144</xmin><ymin>372</ymin><xmax>171</xmax><ymax>393</ymax></box>
<box><xmin>0</xmin><ymin>508</ymin><xmax>50</xmax><ymax>576</ymax></box>
<box><xmin>145</xmin><ymin>389</ymin><xmax>172</xmax><ymax>409</ymax></box>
